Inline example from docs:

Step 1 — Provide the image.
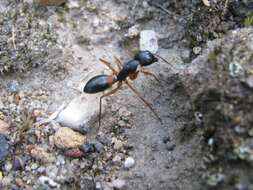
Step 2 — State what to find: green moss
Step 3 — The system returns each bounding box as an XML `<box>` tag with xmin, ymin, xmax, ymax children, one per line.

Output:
<box><xmin>244</xmin><ymin>13</ymin><xmax>253</xmax><ymax>27</ymax></box>
<box><xmin>208</xmin><ymin>47</ymin><xmax>222</xmax><ymax>63</ymax></box>
<box><xmin>202</xmin><ymin>31</ymin><xmax>210</xmax><ymax>40</ymax></box>
<box><xmin>189</xmin><ymin>36</ymin><xmax>199</xmax><ymax>48</ymax></box>
<box><xmin>131</xmin><ymin>48</ymin><xmax>140</xmax><ymax>57</ymax></box>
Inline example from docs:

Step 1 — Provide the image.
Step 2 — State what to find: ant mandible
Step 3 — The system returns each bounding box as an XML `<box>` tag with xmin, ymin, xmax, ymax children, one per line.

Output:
<box><xmin>83</xmin><ymin>50</ymin><xmax>171</xmax><ymax>127</ymax></box>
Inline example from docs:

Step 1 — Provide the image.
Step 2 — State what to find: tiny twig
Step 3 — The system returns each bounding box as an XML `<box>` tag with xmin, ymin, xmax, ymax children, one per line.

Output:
<box><xmin>149</xmin><ymin>2</ymin><xmax>191</xmax><ymax>22</ymax></box>
<box><xmin>12</xmin><ymin>25</ymin><xmax>17</xmax><ymax>50</ymax></box>
<box><xmin>149</xmin><ymin>2</ymin><xmax>179</xmax><ymax>19</ymax></box>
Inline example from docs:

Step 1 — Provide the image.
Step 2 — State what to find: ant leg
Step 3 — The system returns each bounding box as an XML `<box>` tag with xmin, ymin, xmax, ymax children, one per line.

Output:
<box><xmin>114</xmin><ymin>56</ymin><xmax>123</xmax><ymax>70</ymax></box>
<box><xmin>124</xmin><ymin>80</ymin><xmax>162</xmax><ymax>122</ymax></box>
<box><xmin>99</xmin><ymin>81</ymin><xmax>122</xmax><ymax>128</ymax></box>
<box><xmin>99</xmin><ymin>58</ymin><xmax>118</xmax><ymax>75</ymax></box>
<box><xmin>140</xmin><ymin>68</ymin><xmax>161</xmax><ymax>83</ymax></box>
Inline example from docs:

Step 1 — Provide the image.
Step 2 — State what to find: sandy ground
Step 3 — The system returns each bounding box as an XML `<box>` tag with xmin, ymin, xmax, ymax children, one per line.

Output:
<box><xmin>0</xmin><ymin>0</ymin><xmax>205</xmax><ymax>189</ymax></box>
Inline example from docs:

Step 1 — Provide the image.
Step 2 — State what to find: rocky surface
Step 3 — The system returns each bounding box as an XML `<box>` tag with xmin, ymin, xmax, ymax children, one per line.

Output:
<box><xmin>180</xmin><ymin>28</ymin><xmax>253</xmax><ymax>189</ymax></box>
<box><xmin>0</xmin><ymin>0</ymin><xmax>252</xmax><ymax>190</ymax></box>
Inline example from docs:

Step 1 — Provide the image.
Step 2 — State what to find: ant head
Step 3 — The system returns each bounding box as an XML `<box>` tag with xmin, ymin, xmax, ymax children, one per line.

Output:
<box><xmin>134</xmin><ymin>50</ymin><xmax>158</xmax><ymax>66</ymax></box>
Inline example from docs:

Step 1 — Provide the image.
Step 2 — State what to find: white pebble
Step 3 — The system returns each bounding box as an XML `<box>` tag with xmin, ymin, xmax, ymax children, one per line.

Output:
<box><xmin>124</xmin><ymin>157</ymin><xmax>135</xmax><ymax>169</ymax></box>
<box><xmin>125</xmin><ymin>24</ymin><xmax>140</xmax><ymax>38</ymax></box>
<box><xmin>39</xmin><ymin>176</ymin><xmax>60</xmax><ymax>188</ymax></box>
<box><xmin>56</xmin><ymin>95</ymin><xmax>101</xmax><ymax>132</ymax></box>
<box><xmin>193</xmin><ymin>46</ymin><xmax>202</xmax><ymax>55</ymax></box>
<box><xmin>92</xmin><ymin>17</ymin><xmax>100</xmax><ymax>27</ymax></box>
<box><xmin>139</xmin><ymin>30</ymin><xmax>158</xmax><ymax>54</ymax></box>
<box><xmin>111</xmin><ymin>179</ymin><xmax>126</xmax><ymax>189</ymax></box>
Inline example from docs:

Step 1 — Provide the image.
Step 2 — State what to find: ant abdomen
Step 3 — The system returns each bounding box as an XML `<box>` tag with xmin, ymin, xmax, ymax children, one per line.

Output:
<box><xmin>83</xmin><ymin>74</ymin><xmax>116</xmax><ymax>93</ymax></box>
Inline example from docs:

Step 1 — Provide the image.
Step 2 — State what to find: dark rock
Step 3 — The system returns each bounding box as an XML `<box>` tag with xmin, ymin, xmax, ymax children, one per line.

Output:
<box><xmin>166</xmin><ymin>143</ymin><xmax>176</xmax><ymax>151</ymax></box>
<box><xmin>162</xmin><ymin>135</ymin><xmax>171</xmax><ymax>144</ymax></box>
<box><xmin>90</xmin><ymin>140</ymin><xmax>104</xmax><ymax>153</ymax></box>
<box><xmin>80</xmin><ymin>143</ymin><xmax>96</xmax><ymax>154</ymax></box>
<box><xmin>12</xmin><ymin>156</ymin><xmax>24</xmax><ymax>171</ymax></box>
<box><xmin>0</xmin><ymin>134</ymin><xmax>9</xmax><ymax>165</ymax></box>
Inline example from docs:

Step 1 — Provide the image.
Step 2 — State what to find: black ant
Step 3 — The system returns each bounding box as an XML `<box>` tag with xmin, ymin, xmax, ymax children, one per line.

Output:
<box><xmin>83</xmin><ymin>50</ymin><xmax>171</xmax><ymax>127</ymax></box>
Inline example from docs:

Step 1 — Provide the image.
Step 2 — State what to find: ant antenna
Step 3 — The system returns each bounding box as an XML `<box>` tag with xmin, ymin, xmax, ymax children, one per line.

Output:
<box><xmin>154</xmin><ymin>54</ymin><xmax>172</xmax><ymax>67</ymax></box>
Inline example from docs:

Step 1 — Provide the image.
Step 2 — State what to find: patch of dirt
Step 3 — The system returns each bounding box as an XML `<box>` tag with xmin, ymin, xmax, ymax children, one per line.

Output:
<box><xmin>0</xmin><ymin>0</ymin><xmax>252</xmax><ymax>190</ymax></box>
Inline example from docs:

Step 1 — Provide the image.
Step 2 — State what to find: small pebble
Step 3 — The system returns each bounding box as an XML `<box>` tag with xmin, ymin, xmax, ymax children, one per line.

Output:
<box><xmin>0</xmin><ymin>99</ymin><xmax>4</xmax><ymax>109</ymax></box>
<box><xmin>245</xmin><ymin>76</ymin><xmax>253</xmax><ymax>89</ymax></box>
<box><xmin>37</xmin><ymin>166</ymin><xmax>46</xmax><ymax>173</ymax></box>
<box><xmin>56</xmin><ymin>96</ymin><xmax>100</xmax><ymax>133</ymax></box>
<box><xmin>67</xmin><ymin>0</ymin><xmax>79</xmax><ymax>8</ymax></box>
<box><xmin>140</xmin><ymin>30</ymin><xmax>158</xmax><ymax>54</ymax></box>
<box><xmin>93</xmin><ymin>17</ymin><xmax>100</xmax><ymax>27</ymax></box>
<box><xmin>80</xmin><ymin>143</ymin><xmax>96</xmax><ymax>153</ymax></box>
<box><xmin>118</xmin><ymin>107</ymin><xmax>131</xmax><ymax>118</ymax></box>
<box><xmin>64</xmin><ymin>148</ymin><xmax>84</xmax><ymax>158</ymax></box>
<box><xmin>229</xmin><ymin>62</ymin><xmax>243</xmax><ymax>77</ymax></box>
<box><xmin>111</xmin><ymin>179</ymin><xmax>126</xmax><ymax>189</ymax></box>
<box><xmin>7</xmin><ymin>80</ymin><xmax>19</xmax><ymax>93</ymax></box>
<box><xmin>25</xmin><ymin>166</ymin><xmax>31</xmax><ymax>172</ymax></box>
<box><xmin>234</xmin><ymin>126</ymin><xmax>246</xmax><ymax>134</ymax></box>
<box><xmin>162</xmin><ymin>135</ymin><xmax>171</xmax><ymax>144</ymax></box>
<box><xmin>125</xmin><ymin>24</ymin><xmax>140</xmax><ymax>38</ymax></box>
<box><xmin>0</xmin><ymin>171</ymin><xmax>3</xmax><ymax>180</ymax></box>
<box><xmin>4</xmin><ymin>161</ymin><xmax>12</xmax><ymax>172</ymax></box>
<box><xmin>96</xmin><ymin>182</ymin><xmax>102</xmax><ymax>190</ymax></box>
<box><xmin>166</xmin><ymin>143</ymin><xmax>176</xmax><ymax>151</ymax></box>
<box><xmin>38</xmin><ymin>176</ymin><xmax>60</xmax><ymax>188</ymax></box>
<box><xmin>30</xmin><ymin>163</ymin><xmax>38</xmax><ymax>170</ymax></box>
<box><xmin>30</xmin><ymin>146</ymin><xmax>55</xmax><ymax>163</ymax></box>
<box><xmin>56</xmin><ymin>155</ymin><xmax>65</xmax><ymax>166</ymax></box>
<box><xmin>12</xmin><ymin>156</ymin><xmax>24</xmax><ymax>171</ymax></box>
<box><xmin>193</xmin><ymin>46</ymin><xmax>202</xmax><ymax>55</ymax></box>
<box><xmin>0</xmin><ymin>120</ymin><xmax>9</xmax><ymax>135</ymax></box>
<box><xmin>118</xmin><ymin>120</ymin><xmax>127</xmax><ymax>127</ymax></box>
<box><xmin>91</xmin><ymin>140</ymin><xmax>104</xmax><ymax>153</ymax></box>
<box><xmin>15</xmin><ymin>178</ymin><xmax>24</xmax><ymax>187</ymax></box>
<box><xmin>0</xmin><ymin>134</ymin><xmax>9</xmax><ymax>165</ymax></box>
<box><xmin>112</xmin><ymin>138</ymin><xmax>124</xmax><ymax>150</ymax></box>
<box><xmin>53</xmin><ymin>127</ymin><xmax>86</xmax><ymax>149</ymax></box>
<box><xmin>113</xmin><ymin>155</ymin><xmax>122</xmax><ymax>163</ymax></box>
<box><xmin>124</xmin><ymin>157</ymin><xmax>135</xmax><ymax>169</ymax></box>
<box><xmin>248</xmin><ymin>128</ymin><xmax>253</xmax><ymax>137</ymax></box>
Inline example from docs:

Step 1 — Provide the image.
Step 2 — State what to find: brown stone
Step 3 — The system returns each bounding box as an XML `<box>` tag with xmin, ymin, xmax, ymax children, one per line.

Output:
<box><xmin>53</xmin><ymin>127</ymin><xmax>86</xmax><ymax>149</ymax></box>
<box><xmin>0</xmin><ymin>120</ymin><xmax>10</xmax><ymax>135</ymax></box>
<box><xmin>15</xmin><ymin>178</ymin><xmax>24</xmax><ymax>187</ymax></box>
<box><xmin>30</xmin><ymin>146</ymin><xmax>55</xmax><ymax>163</ymax></box>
